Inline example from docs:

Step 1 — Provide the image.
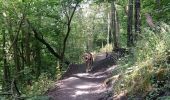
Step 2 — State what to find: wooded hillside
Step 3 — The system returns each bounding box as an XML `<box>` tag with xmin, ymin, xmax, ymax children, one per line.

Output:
<box><xmin>0</xmin><ymin>0</ymin><xmax>169</xmax><ymax>99</ymax></box>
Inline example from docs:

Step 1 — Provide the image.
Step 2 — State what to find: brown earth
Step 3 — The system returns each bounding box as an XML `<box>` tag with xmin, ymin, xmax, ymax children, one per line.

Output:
<box><xmin>47</xmin><ymin>66</ymin><xmax>116</xmax><ymax>100</ymax></box>
<box><xmin>46</xmin><ymin>54</ymin><xmax>120</xmax><ymax>100</ymax></box>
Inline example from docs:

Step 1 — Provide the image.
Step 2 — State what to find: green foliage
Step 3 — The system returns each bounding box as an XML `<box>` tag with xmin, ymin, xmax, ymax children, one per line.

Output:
<box><xmin>99</xmin><ymin>44</ymin><xmax>113</xmax><ymax>52</ymax></box>
<box><xmin>0</xmin><ymin>96</ymin><xmax>6</xmax><ymax>100</ymax></box>
<box><xmin>142</xmin><ymin>0</ymin><xmax>170</xmax><ymax>22</ymax></box>
<box><xmin>113</xmin><ymin>22</ymin><xmax>170</xmax><ymax>99</ymax></box>
<box><xmin>22</xmin><ymin>73</ymin><xmax>55</xmax><ymax>96</ymax></box>
<box><xmin>26</xmin><ymin>96</ymin><xmax>50</xmax><ymax>100</ymax></box>
<box><xmin>157</xmin><ymin>96</ymin><xmax>170</xmax><ymax>100</ymax></box>
<box><xmin>0</xmin><ymin>0</ymin><xmax>170</xmax><ymax>99</ymax></box>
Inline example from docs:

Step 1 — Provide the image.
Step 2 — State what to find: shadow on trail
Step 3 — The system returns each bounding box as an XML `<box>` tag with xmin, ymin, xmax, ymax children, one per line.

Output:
<box><xmin>46</xmin><ymin>51</ymin><xmax>126</xmax><ymax>100</ymax></box>
<box><xmin>46</xmin><ymin>66</ymin><xmax>116</xmax><ymax>100</ymax></box>
<box><xmin>61</xmin><ymin>53</ymin><xmax>116</xmax><ymax>79</ymax></box>
<box><xmin>46</xmin><ymin>49</ymin><xmax>129</xmax><ymax>100</ymax></box>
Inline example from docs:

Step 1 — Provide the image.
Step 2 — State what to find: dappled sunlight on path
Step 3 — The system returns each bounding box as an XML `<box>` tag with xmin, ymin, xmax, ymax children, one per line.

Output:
<box><xmin>47</xmin><ymin>66</ymin><xmax>116</xmax><ymax>100</ymax></box>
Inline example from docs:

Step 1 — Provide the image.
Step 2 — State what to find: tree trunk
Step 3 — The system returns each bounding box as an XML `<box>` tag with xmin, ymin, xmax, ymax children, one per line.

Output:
<box><xmin>27</xmin><ymin>19</ymin><xmax>70</xmax><ymax>65</ymax></box>
<box><xmin>13</xmin><ymin>41</ymin><xmax>21</xmax><ymax>73</ymax></box>
<box><xmin>8</xmin><ymin>19</ymin><xmax>21</xmax><ymax>76</ymax></box>
<box><xmin>2</xmin><ymin>27</ymin><xmax>10</xmax><ymax>91</ymax></box>
<box><xmin>134</xmin><ymin>0</ymin><xmax>141</xmax><ymax>42</ymax></box>
<box><xmin>25</xmin><ymin>23</ymin><xmax>31</xmax><ymax>67</ymax></box>
<box><xmin>107</xmin><ymin>10</ymin><xmax>112</xmax><ymax>45</ymax></box>
<box><xmin>111</xmin><ymin>0</ymin><xmax>120</xmax><ymax>49</ymax></box>
<box><xmin>115</xmin><ymin>10</ymin><xmax>120</xmax><ymax>47</ymax></box>
<box><xmin>127</xmin><ymin>0</ymin><xmax>134</xmax><ymax>47</ymax></box>
<box><xmin>21</xmin><ymin>31</ymin><xmax>25</xmax><ymax>71</ymax></box>
<box><xmin>61</xmin><ymin>2</ymin><xmax>79</xmax><ymax>66</ymax></box>
<box><xmin>26</xmin><ymin>1</ymin><xmax>81</xmax><ymax>67</ymax></box>
<box><xmin>35</xmin><ymin>14</ymin><xmax>42</xmax><ymax>78</ymax></box>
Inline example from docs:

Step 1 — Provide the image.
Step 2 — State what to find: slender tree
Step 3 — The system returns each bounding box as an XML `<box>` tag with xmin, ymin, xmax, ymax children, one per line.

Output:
<box><xmin>111</xmin><ymin>0</ymin><xmax>120</xmax><ymax>50</ymax></box>
<box><xmin>26</xmin><ymin>0</ymin><xmax>82</xmax><ymax>70</ymax></box>
<box><xmin>61</xmin><ymin>1</ymin><xmax>80</xmax><ymax>64</ymax></box>
<box><xmin>134</xmin><ymin>0</ymin><xmax>141</xmax><ymax>42</ymax></box>
<box><xmin>34</xmin><ymin>8</ymin><xmax>42</xmax><ymax>78</ymax></box>
<box><xmin>107</xmin><ymin>2</ymin><xmax>112</xmax><ymax>45</ymax></box>
<box><xmin>107</xmin><ymin>10</ymin><xmax>111</xmax><ymax>45</ymax></box>
<box><xmin>127</xmin><ymin>0</ymin><xmax>134</xmax><ymax>47</ymax></box>
<box><xmin>2</xmin><ymin>26</ymin><xmax>10</xmax><ymax>91</ymax></box>
<box><xmin>8</xmin><ymin>17</ymin><xmax>21</xmax><ymax>76</ymax></box>
<box><xmin>24</xmin><ymin>21</ymin><xmax>31</xmax><ymax>67</ymax></box>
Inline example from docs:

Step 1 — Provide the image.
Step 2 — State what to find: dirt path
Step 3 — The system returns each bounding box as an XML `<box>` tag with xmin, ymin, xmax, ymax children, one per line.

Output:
<box><xmin>46</xmin><ymin>66</ymin><xmax>116</xmax><ymax>100</ymax></box>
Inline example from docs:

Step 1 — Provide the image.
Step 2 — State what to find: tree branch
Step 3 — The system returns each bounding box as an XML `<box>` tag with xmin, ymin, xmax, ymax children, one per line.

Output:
<box><xmin>9</xmin><ymin>15</ymin><xmax>25</xmax><ymax>50</ymax></box>
<box><xmin>27</xmin><ymin>19</ymin><xmax>70</xmax><ymax>65</ymax></box>
<box><xmin>61</xmin><ymin>1</ymin><xmax>79</xmax><ymax>58</ymax></box>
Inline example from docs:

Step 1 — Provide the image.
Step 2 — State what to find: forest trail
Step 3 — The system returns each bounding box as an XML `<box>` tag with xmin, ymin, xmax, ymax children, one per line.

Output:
<box><xmin>47</xmin><ymin>65</ymin><xmax>116</xmax><ymax>100</ymax></box>
<box><xmin>46</xmin><ymin>53</ymin><xmax>117</xmax><ymax>100</ymax></box>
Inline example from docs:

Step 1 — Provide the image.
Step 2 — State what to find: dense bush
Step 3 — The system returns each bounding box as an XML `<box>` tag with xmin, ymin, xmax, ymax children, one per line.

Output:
<box><xmin>112</xmin><ymin>22</ymin><xmax>170</xmax><ymax>99</ymax></box>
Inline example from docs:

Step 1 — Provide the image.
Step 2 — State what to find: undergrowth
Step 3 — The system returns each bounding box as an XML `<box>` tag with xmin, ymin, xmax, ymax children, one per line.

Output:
<box><xmin>112</xmin><ymin>22</ymin><xmax>170</xmax><ymax>100</ymax></box>
<box><xmin>21</xmin><ymin>73</ymin><xmax>55</xmax><ymax>99</ymax></box>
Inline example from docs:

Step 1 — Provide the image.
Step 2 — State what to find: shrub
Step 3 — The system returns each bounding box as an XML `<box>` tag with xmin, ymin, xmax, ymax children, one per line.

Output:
<box><xmin>113</xmin><ymin>22</ymin><xmax>170</xmax><ymax>99</ymax></box>
<box><xmin>22</xmin><ymin>73</ymin><xmax>55</xmax><ymax>98</ymax></box>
